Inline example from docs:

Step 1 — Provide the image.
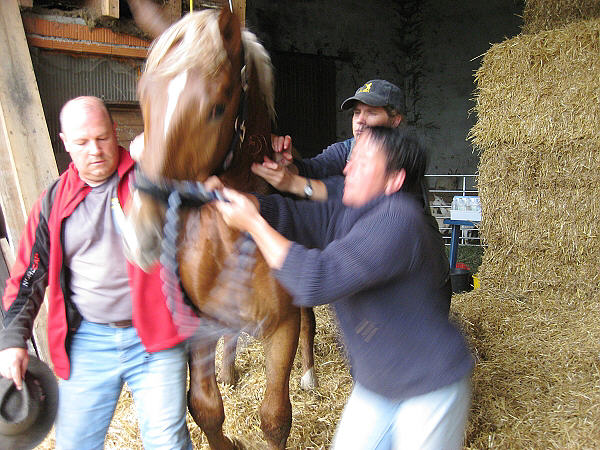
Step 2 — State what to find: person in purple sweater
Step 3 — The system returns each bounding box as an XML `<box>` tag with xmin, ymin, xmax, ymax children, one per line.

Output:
<box><xmin>215</xmin><ymin>126</ymin><xmax>473</xmax><ymax>449</ymax></box>
<box><xmin>252</xmin><ymin>79</ymin><xmax>405</xmax><ymax>201</ymax></box>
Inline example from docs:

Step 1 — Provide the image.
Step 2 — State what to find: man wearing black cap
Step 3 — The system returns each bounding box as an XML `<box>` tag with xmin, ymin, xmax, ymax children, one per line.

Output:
<box><xmin>251</xmin><ymin>79</ymin><xmax>405</xmax><ymax>201</ymax></box>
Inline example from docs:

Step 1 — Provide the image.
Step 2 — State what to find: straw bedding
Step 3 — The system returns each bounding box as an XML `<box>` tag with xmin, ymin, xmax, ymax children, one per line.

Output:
<box><xmin>36</xmin><ymin>305</ymin><xmax>351</xmax><ymax>449</ymax></box>
<box><xmin>455</xmin><ymin>9</ymin><xmax>600</xmax><ymax>448</ymax></box>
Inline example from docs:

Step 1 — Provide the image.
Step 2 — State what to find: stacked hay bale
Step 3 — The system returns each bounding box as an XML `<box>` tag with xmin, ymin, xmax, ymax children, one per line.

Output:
<box><xmin>523</xmin><ymin>0</ymin><xmax>600</xmax><ymax>33</ymax></box>
<box><xmin>453</xmin><ymin>6</ymin><xmax>600</xmax><ymax>448</ymax></box>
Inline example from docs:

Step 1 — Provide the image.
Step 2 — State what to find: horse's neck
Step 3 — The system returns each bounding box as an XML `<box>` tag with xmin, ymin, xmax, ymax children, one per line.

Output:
<box><xmin>220</xmin><ymin>63</ymin><xmax>274</xmax><ymax>195</ymax></box>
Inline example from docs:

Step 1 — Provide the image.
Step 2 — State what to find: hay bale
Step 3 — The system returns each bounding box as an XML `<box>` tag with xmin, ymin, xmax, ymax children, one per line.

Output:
<box><xmin>453</xmin><ymin>289</ymin><xmax>600</xmax><ymax>449</ymax></box>
<box><xmin>523</xmin><ymin>0</ymin><xmax>600</xmax><ymax>34</ymax></box>
<box><xmin>470</xmin><ymin>18</ymin><xmax>600</xmax><ymax>298</ymax></box>
<box><xmin>459</xmin><ymin>16</ymin><xmax>600</xmax><ymax>448</ymax></box>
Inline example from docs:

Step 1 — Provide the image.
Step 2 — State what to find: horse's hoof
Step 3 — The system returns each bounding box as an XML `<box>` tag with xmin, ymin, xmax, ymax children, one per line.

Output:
<box><xmin>300</xmin><ymin>367</ymin><xmax>318</xmax><ymax>390</ymax></box>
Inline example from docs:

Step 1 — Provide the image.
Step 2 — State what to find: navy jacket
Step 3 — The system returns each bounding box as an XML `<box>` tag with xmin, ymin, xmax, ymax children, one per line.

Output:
<box><xmin>295</xmin><ymin>138</ymin><xmax>354</xmax><ymax>199</ymax></box>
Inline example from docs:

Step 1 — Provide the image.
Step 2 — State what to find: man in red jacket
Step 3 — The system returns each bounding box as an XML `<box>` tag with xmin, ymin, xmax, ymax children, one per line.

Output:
<box><xmin>0</xmin><ymin>96</ymin><xmax>192</xmax><ymax>449</ymax></box>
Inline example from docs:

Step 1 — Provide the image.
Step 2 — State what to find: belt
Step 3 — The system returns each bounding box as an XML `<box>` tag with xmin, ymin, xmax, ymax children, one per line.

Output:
<box><xmin>102</xmin><ymin>319</ymin><xmax>133</xmax><ymax>328</ymax></box>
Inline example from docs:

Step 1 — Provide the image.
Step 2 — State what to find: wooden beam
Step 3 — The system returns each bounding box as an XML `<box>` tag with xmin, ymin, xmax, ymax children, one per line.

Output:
<box><xmin>162</xmin><ymin>0</ymin><xmax>182</xmax><ymax>24</ymax></box>
<box><xmin>0</xmin><ymin>1</ymin><xmax>58</xmax><ymax>247</ymax></box>
<box><xmin>231</xmin><ymin>0</ymin><xmax>246</xmax><ymax>27</ymax></box>
<box><xmin>0</xmin><ymin>0</ymin><xmax>58</xmax><ymax>366</ymax></box>
<box><xmin>88</xmin><ymin>0</ymin><xmax>120</xmax><ymax>19</ymax></box>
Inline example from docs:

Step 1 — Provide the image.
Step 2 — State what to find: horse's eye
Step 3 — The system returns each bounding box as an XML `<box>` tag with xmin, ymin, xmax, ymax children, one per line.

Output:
<box><xmin>211</xmin><ymin>104</ymin><xmax>226</xmax><ymax>120</ymax></box>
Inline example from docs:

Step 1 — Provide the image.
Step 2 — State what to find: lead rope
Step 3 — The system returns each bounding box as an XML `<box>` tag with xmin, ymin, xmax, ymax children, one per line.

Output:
<box><xmin>160</xmin><ymin>187</ymin><xmax>257</xmax><ymax>339</ymax></box>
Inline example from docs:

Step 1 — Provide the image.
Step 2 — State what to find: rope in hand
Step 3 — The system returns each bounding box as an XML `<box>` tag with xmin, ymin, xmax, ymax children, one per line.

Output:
<box><xmin>159</xmin><ymin>184</ymin><xmax>258</xmax><ymax>340</ymax></box>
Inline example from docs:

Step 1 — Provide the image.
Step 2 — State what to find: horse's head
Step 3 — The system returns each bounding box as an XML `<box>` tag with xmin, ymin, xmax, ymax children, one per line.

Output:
<box><xmin>123</xmin><ymin>8</ymin><xmax>274</xmax><ymax>270</ymax></box>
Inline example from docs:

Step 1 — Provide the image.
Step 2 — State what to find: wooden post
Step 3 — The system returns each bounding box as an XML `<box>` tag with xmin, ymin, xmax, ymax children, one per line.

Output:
<box><xmin>0</xmin><ymin>0</ymin><xmax>59</xmax><ymax>366</ymax></box>
<box><xmin>231</xmin><ymin>0</ymin><xmax>246</xmax><ymax>27</ymax></box>
<box><xmin>88</xmin><ymin>0</ymin><xmax>120</xmax><ymax>19</ymax></box>
<box><xmin>162</xmin><ymin>0</ymin><xmax>182</xmax><ymax>23</ymax></box>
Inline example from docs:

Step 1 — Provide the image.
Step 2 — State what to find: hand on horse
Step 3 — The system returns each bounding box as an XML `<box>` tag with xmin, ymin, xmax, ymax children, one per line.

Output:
<box><xmin>0</xmin><ymin>347</ymin><xmax>29</xmax><ymax>390</ymax></box>
<box><xmin>216</xmin><ymin>188</ymin><xmax>260</xmax><ymax>232</ymax></box>
<box><xmin>204</xmin><ymin>175</ymin><xmax>224</xmax><ymax>191</ymax></box>
<box><xmin>251</xmin><ymin>155</ymin><xmax>304</xmax><ymax>196</ymax></box>
<box><xmin>217</xmin><ymin>188</ymin><xmax>291</xmax><ymax>270</ymax></box>
<box><xmin>129</xmin><ymin>132</ymin><xmax>144</xmax><ymax>161</ymax></box>
<box><xmin>270</xmin><ymin>134</ymin><xmax>294</xmax><ymax>167</ymax></box>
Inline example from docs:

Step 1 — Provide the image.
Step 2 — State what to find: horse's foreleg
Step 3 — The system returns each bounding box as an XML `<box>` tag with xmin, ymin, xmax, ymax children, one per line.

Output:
<box><xmin>260</xmin><ymin>314</ymin><xmax>300</xmax><ymax>449</ymax></box>
<box><xmin>189</xmin><ymin>339</ymin><xmax>236</xmax><ymax>450</ymax></box>
<box><xmin>299</xmin><ymin>307</ymin><xmax>318</xmax><ymax>390</ymax></box>
<box><xmin>219</xmin><ymin>334</ymin><xmax>238</xmax><ymax>386</ymax></box>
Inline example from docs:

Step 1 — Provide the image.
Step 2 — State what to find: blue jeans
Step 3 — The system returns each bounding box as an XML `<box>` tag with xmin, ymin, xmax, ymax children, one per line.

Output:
<box><xmin>332</xmin><ymin>377</ymin><xmax>471</xmax><ymax>450</ymax></box>
<box><xmin>55</xmin><ymin>320</ymin><xmax>192</xmax><ymax>450</ymax></box>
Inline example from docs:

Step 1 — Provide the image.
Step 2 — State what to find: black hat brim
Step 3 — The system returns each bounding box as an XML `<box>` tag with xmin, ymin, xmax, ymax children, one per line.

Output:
<box><xmin>341</xmin><ymin>92</ymin><xmax>388</xmax><ymax>110</ymax></box>
<box><xmin>0</xmin><ymin>356</ymin><xmax>58</xmax><ymax>450</ymax></box>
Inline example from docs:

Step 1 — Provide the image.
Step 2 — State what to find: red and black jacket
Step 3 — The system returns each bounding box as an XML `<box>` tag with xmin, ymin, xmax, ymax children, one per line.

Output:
<box><xmin>1</xmin><ymin>148</ymin><xmax>186</xmax><ymax>379</ymax></box>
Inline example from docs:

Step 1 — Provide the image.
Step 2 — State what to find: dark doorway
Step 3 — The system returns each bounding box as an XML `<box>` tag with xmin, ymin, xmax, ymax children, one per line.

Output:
<box><xmin>271</xmin><ymin>52</ymin><xmax>336</xmax><ymax>158</ymax></box>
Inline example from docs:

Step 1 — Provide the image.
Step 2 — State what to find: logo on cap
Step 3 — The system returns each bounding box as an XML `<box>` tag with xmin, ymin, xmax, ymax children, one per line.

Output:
<box><xmin>358</xmin><ymin>82</ymin><xmax>372</xmax><ymax>93</ymax></box>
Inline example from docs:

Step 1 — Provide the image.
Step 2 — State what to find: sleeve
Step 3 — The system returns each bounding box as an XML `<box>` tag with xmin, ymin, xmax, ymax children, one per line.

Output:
<box><xmin>258</xmin><ymin>193</ymin><xmax>335</xmax><ymax>249</ymax></box>
<box><xmin>274</xmin><ymin>207</ymin><xmax>421</xmax><ymax>308</ymax></box>
<box><xmin>295</xmin><ymin>139</ymin><xmax>353</xmax><ymax>179</ymax></box>
<box><xmin>0</xmin><ymin>194</ymin><xmax>51</xmax><ymax>350</ymax></box>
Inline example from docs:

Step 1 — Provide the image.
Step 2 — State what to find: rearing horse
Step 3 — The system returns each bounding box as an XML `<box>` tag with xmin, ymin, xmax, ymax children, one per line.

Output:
<box><xmin>122</xmin><ymin>4</ymin><xmax>317</xmax><ymax>449</ymax></box>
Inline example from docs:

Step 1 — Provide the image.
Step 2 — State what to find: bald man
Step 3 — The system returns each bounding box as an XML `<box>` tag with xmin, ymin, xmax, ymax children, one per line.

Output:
<box><xmin>0</xmin><ymin>97</ymin><xmax>192</xmax><ymax>449</ymax></box>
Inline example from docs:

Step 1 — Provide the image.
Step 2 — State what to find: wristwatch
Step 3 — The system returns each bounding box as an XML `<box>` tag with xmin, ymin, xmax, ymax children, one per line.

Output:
<box><xmin>303</xmin><ymin>178</ymin><xmax>313</xmax><ymax>199</ymax></box>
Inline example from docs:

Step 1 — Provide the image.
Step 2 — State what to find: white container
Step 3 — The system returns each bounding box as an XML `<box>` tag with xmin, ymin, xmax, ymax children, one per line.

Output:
<box><xmin>450</xmin><ymin>196</ymin><xmax>481</xmax><ymax>222</ymax></box>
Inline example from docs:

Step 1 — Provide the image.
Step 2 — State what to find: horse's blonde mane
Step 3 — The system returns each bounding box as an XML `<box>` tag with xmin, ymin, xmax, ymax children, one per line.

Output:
<box><xmin>144</xmin><ymin>10</ymin><xmax>274</xmax><ymax>120</ymax></box>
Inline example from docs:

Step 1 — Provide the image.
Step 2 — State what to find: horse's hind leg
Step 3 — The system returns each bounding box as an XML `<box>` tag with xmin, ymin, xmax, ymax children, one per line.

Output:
<box><xmin>299</xmin><ymin>307</ymin><xmax>318</xmax><ymax>390</ymax></box>
<box><xmin>260</xmin><ymin>314</ymin><xmax>300</xmax><ymax>449</ymax></box>
<box><xmin>219</xmin><ymin>333</ymin><xmax>238</xmax><ymax>386</ymax></box>
<box><xmin>188</xmin><ymin>338</ymin><xmax>236</xmax><ymax>450</ymax></box>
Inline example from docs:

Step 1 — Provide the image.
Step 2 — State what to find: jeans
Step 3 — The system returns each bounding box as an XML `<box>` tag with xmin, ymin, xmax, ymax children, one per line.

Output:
<box><xmin>332</xmin><ymin>377</ymin><xmax>471</xmax><ymax>450</ymax></box>
<box><xmin>55</xmin><ymin>320</ymin><xmax>192</xmax><ymax>450</ymax></box>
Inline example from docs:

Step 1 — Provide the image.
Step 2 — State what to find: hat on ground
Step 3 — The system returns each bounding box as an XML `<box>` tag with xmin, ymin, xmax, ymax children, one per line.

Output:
<box><xmin>0</xmin><ymin>355</ymin><xmax>58</xmax><ymax>450</ymax></box>
<box><xmin>341</xmin><ymin>79</ymin><xmax>405</xmax><ymax>114</ymax></box>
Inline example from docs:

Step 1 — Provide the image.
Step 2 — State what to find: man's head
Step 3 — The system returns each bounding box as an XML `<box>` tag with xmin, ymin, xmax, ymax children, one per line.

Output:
<box><xmin>342</xmin><ymin>126</ymin><xmax>427</xmax><ymax>208</ymax></box>
<box><xmin>341</xmin><ymin>80</ymin><xmax>405</xmax><ymax>139</ymax></box>
<box><xmin>59</xmin><ymin>96</ymin><xmax>119</xmax><ymax>186</ymax></box>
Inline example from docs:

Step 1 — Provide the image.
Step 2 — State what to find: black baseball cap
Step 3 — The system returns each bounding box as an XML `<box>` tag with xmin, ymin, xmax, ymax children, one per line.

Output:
<box><xmin>341</xmin><ymin>79</ymin><xmax>405</xmax><ymax>114</ymax></box>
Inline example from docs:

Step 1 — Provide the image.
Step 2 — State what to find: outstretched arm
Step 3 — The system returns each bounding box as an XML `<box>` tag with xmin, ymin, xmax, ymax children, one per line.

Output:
<box><xmin>251</xmin><ymin>156</ymin><xmax>329</xmax><ymax>201</ymax></box>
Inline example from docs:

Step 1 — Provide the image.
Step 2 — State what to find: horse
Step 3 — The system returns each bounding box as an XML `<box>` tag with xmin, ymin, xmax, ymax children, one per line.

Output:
<box><xmin>122</xmin><ymin>3</ymin><xmax>317</xmax><ymax>449</ymax></box>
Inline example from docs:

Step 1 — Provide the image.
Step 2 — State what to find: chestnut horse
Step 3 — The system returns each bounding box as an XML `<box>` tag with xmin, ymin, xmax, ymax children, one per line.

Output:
<box><xmin>122</xmin><ymin>4</ymin><xmax>316</xmax><ymax>449</ymax></box>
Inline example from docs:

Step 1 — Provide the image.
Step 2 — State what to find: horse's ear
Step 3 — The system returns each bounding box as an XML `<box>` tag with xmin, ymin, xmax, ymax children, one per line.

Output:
<box><xmin>127</xmin><ymin>0</ymin><xmax>172</xmax><ymax>38</ymax></box>
<box><xmin>218</xmin><ymin>8</ymin><xmax>242</xmax><ymax>65</ymax></box>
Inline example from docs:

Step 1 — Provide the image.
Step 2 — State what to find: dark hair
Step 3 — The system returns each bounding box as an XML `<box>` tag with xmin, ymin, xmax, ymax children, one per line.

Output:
<box><xmin>364</xmin><ymin>126</ymin><xmax>428</xmax><ymax>198</ymax></box>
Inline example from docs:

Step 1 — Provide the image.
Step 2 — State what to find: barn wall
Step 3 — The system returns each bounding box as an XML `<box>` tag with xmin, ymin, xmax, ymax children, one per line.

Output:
<box><xmin>31</xmin><ymin>48</ymin><xmax>143</xmax><ymax>172</ymax></box>
<box><xmin>23</xmin><ymin>0</ymin><xmax>523</xmax><ymax>175</ymax></box>
<box><xmin>246</xmin><ymin>0</ymin><xmax>522</xmax><ymax>174</ymax></box>
<box><xmin>420</xmin><ymin>0</ymin><xmax>523</xmax><ymax>173</ymax></box>
<box><xmin>22</xmin><ymin>12</ymin><xmax>147</xmax><ymax>173</ymax></box>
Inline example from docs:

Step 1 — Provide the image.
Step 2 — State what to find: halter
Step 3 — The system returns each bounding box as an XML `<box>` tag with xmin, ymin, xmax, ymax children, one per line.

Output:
<box><xmin>133</xmin><ymin>48</ymin><xmax>257</xmax><ymax>338</ymax></box>
<box><xmin>216</xmin><ymin>48</ymin><xmax>248</xmax><ymax>175</ymax></box>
